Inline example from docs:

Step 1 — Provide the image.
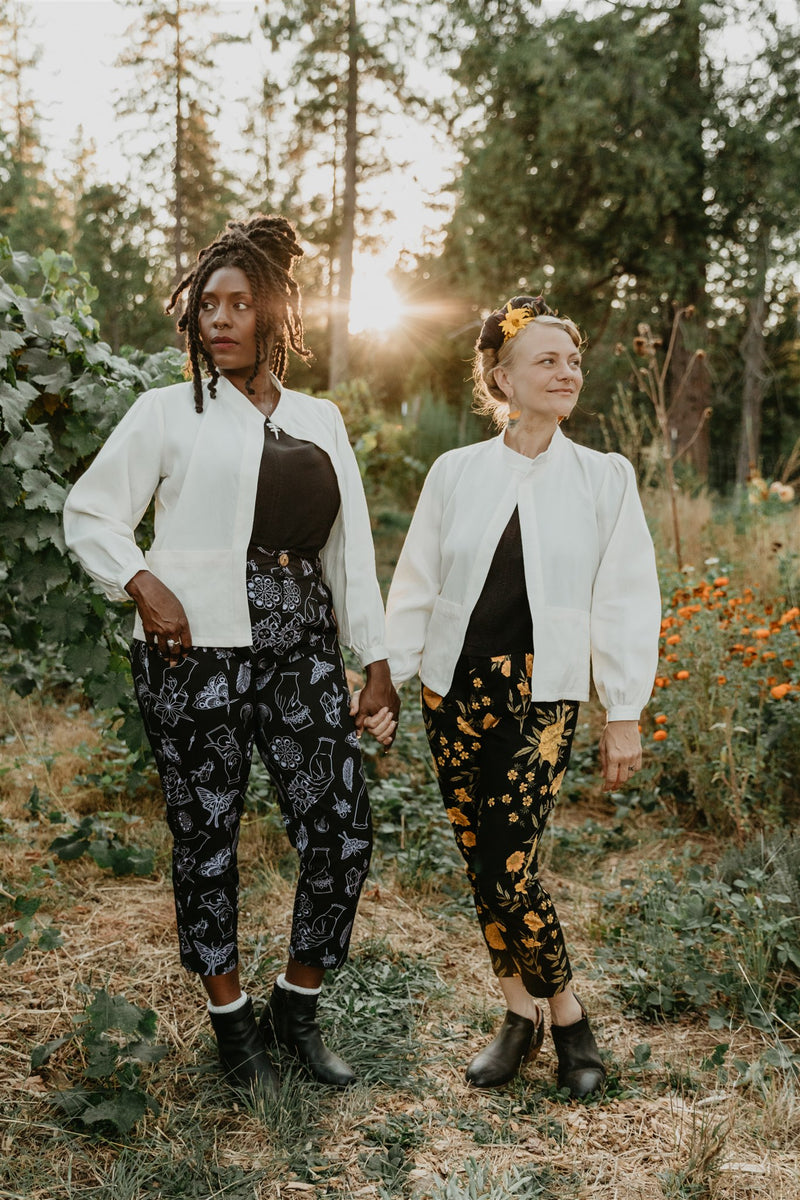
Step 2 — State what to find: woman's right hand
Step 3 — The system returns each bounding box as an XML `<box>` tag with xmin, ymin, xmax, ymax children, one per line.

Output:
<box><xmin>125</xmin><ymin>570</ymin><xmax>192</xmax><ymax>665</ymax></box>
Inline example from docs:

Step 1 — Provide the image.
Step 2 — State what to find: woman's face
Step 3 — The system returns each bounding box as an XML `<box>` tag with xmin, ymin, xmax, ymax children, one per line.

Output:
<box><xmin>199</xmin><ymin>265</ymin><xmax>260</xmax><ymax>380</ymax></box>
<box><xmin>494</xmin><ymin>321</ymin><xmax>583</xmax><ymax>426</ymax></box>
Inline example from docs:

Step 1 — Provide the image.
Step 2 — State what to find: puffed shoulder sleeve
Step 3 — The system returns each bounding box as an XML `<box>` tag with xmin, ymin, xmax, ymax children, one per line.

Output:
<box><xmin>385</xmin><ymin>457</ymin><xmax>446</xmax><ymax>687</ymax></box>
<box><xmin>320</xmin><ymin>402</ymin><xmax>388</xmax><ymax>667</ymax></box>
<box><xmin>62</xmin><ymin>390</ymin><xmax>164</xmax><ymax>601</ymax></box>
<box><xmin>590</xmin><ymin>453</ymin><xmax>661</xmax><ymax>721</ymax></box>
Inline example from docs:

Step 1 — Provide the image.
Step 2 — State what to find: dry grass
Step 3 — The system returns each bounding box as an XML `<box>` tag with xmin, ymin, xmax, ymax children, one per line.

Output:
<box><xmin>1</xmin><ymin>686</ymin><xmax>799</xmax><ymax>1200</ymax></box>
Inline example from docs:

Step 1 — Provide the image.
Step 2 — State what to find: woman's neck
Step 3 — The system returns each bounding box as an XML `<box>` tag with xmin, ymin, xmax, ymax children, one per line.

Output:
<box><xmin>503</xmin><ymin>415</ymin><xmax>559</xmax><ymax>460</ymax></box>
<box><xmin>223</xmin><ymin>367</ymin><xmax>280</xmax><ymax>416</ymax></box>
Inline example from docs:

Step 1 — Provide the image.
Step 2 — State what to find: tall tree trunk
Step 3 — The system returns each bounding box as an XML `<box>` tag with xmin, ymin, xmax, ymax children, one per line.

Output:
<box><xmin>328</xmin><ymin>0</ymin><xmax>358</xmax><ymax>390</ymax></box>
<box><xmin>736</xmin><ymin>233</ymin><xmax>770</xmax><ymax>485</ymax></box>
<box><xmin>173</xmin><ymin>0</ymin><xmax>185</xmax><ymax>289</ymax></box>
<box><xmin>665</xmin><ymin>0</ymin><xmax>711</xmax><ymax>477</ymax></box>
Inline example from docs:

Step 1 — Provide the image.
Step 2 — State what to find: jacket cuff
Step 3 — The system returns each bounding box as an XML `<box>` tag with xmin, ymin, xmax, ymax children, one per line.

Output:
<box><xmin>358</xmin><ymin>644</ymin><xmax>389</xmax><ymax>669</ymax></box>
<box><xmin>606</xmin><ymin>706</ymin><xmax>643</xmax><ymax>723</ymax></box>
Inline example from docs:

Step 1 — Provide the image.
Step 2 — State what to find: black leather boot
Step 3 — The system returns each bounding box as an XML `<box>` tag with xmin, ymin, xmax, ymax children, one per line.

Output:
<box><xmin>465</xmin><ymin>1009</ymin><xmax>545</xmax><ymax>1088</ymax></box>
<box><xmin>259</xmin><ymin>982</ymin><xmax>356</xmax><ymax>1088</ymax></box>
<box><xmin>551</xmin><ymin>1005</ymin><xmax>605</xmax><ymax>1098</ymax></box>
<box><xmin>208</xmin><ymin>997</ymin><xmax>278</xmax><ymax>1097</ymax></box>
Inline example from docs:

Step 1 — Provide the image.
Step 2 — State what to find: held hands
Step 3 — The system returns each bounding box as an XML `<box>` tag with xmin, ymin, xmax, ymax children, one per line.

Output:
<box><xmin>125</xmin><ymin>570</ymin><xmax>192</xmax><ymax>666</ymax></box>
<box><xmin>599</xmin><ymin>719</ymin><xmax>642</xmax><ymax>791</ymax></box>
<box><xmin>349</xmin><ymin>659</ymin><xmax>400</xmax><ymax>748</ymax></box>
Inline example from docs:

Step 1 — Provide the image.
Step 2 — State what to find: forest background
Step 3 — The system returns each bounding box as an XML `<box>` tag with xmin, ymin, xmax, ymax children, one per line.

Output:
<box><xmin>1</xmin><ymin>1</ymin><xmax>800</xmax><ymax>1197</ymax></box>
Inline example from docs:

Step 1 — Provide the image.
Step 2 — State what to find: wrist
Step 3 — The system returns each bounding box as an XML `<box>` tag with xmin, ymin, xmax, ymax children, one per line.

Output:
<box><xmin>125</xmin><ymin>569</ymin><xmax>151</xmax><ymax>599</ymax></box>
<box><xmin>365</xmin><ymin>658</ymin><xmax>390</xmax><ymax>680</ymax></box>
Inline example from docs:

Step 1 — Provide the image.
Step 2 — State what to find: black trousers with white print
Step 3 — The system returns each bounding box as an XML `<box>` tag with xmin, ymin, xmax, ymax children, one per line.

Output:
<box><xmin>130</xmin><ymin>547</ymin><xmax>372</xmax><ymax>977</ymax></box>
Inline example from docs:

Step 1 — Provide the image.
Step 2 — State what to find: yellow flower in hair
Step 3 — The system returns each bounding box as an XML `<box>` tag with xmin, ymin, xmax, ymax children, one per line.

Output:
<box><xmin>499</xmin><ymin>303</ymin><xmax>535</xmax><ymax>342</ymax></box>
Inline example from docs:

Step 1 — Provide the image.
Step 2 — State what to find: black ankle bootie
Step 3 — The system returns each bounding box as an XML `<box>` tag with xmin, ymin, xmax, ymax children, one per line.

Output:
<box><xmin>208</xmin><ymin>997</ymin><xmax>278</xmax><ymax>1097</ymax></box>
<box><xmin>259</xmin><ymin>982</ymin><xmax>356</xmax><ymax>1088</ymax></box>
<box><xmin>465</xmin><ymin>1009</ymin><xmax>545</xmax><ymax>1088</ymax></box>
<box><xmin>551</xmin><ymin>1005</ymin><xmax>605</xmax><ymax>1098</ymax></box>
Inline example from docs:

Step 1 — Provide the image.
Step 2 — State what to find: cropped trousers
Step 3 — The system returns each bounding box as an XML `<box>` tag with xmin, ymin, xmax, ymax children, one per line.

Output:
<box><xmin>422</xmin><ymin>651</ymin><xmax>579</xmax><ymax>998</ymax></box>
<box><xmin>130</xmin><ymin>548</ymin><xmax>372</xmax><ymax>977</ymax></box>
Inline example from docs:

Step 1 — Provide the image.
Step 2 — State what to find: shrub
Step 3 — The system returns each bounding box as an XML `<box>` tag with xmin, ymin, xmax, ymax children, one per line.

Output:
<box><xmin>642</xmin><ymin>566</ymin><xmax>800</xmax><ymax>833</ymax></box>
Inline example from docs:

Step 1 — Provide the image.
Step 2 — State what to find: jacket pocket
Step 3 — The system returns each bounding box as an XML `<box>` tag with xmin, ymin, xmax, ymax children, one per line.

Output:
<box><xmin>531</xmin><ymin>607</ymin><xmax>591</xmax><ymax>699</ymax></box>
<box><xmin>420</xmin><ymin>595</ymin><xmax>465</xmax><ymax>691</ymax></box>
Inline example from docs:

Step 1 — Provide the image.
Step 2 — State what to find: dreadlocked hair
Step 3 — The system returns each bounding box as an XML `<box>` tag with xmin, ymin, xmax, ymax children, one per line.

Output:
<box><xmin>167</xmin><ymin>214</ymin><xmax>311</xmax><ymax>413</ymax></box>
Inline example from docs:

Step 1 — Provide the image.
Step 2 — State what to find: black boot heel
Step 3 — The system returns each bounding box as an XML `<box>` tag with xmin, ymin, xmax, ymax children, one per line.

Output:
<box><xmin>259</xmin><ymin>983</ymin><xmax>356</xmax><ymax>1088</ymax></box>
<box><xmin>208</xmin><ymin>997</ymin><xmax>278</xmax><ymax>1097</ymax></box>
<box><xmin>465</xmin><ymin>1009</ymin><xmax>545</xmax><ymax>1088</ymax></box>
<box><xmin>551</xmin><ymin>1003</ymin><xmax>605</xmax><ymax>1098</ymax></box>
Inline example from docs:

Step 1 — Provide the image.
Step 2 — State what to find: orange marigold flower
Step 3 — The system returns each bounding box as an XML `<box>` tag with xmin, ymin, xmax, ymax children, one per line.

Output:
<box><xmin>675</xmin><ymin>670</ymin><xmax>690</xmax><ymax>680</ymax></box>
<box><xmin>666</xmin><ymin>634</ymin><xmax>681</xmax><ymax>645</ymax></box>
<box><xmin>771</xmin><ymin>684</ymin><xmax>792</xmax><ymax>699</ymax></box>
<box><xmin>654</xmin><ymin>714</ymin><xmax>667</xmax><ymax>724</ymax></box>
<box><xmin>653</xmin><ymin>729</ymin><xmax>668</xmax><ymax>741</ymax></box>
<box><xmin>762</xmin><ymin>651</ymin><xmax>777</xmax><ymax>661</ymax></box>
<box><xmin>714</xmin><ymin>576</ymin><xmax>729</xmax><ymax>586</ymax></box>
<box><xmin>717</xmin><ymin>675</ymin><xmax>727</xmax><ymax>685</ymax></box>
<box><xmin>666</xmin><ymin>653</ymin><xmax>679</xmax><ymax>663</ymax></box>
<box><xmin>754</xmin><ymin>628</ymin><xmax>770</xmax><ymax>639</ymax></box>
<box><xmin>654</xmin><ymin>676</ymin><xmax>669</xmax><ymax>688</ymax></box>
<box><xmin>783</xmin><ymin>659</ymin><xmax>795</xmax><ymax>668</ymax></box>
<box><xmin>779</xmin><ymin>607</ymin><xmax>800</xmax><ymax>625</ymax></box>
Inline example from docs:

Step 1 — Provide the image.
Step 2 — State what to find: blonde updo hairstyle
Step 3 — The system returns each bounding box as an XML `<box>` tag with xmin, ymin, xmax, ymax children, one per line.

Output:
<box><xmin>473</xmin><ymin>295</ymin><xmax>584</xmax><ymax>429</ymax></box>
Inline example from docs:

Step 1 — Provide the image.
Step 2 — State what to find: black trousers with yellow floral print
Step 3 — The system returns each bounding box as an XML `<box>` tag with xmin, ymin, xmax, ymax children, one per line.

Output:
<box><xmin>422</xmin><ymin>652</ymin><xmax>579</xmax><ymax>998</ymax></box>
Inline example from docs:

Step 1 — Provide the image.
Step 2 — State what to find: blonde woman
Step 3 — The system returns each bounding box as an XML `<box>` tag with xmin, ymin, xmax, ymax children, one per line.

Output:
<box><xmin>381</xmin><ymin>296</ymin><xmax>660</xmax><ymax>1096</ymax></box>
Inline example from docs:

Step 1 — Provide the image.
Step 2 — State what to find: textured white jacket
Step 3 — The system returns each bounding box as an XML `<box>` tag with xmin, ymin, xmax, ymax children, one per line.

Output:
<box><xmin>63</xmin><ymin>375</ymin><xmax>388</xmax><ymax>666</ymax></box>
<box><xmin>385</xmin><ymin>428</ymin><xmax>661</xmax><ymax>721</ymax></box>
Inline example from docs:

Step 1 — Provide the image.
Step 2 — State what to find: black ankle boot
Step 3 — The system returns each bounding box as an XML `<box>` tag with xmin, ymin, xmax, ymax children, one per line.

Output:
<box><xmin>465</xmin><ymin>1009</ymin><xmax>545</xmax><ymax>1088</ymax></box>
<box><xmin>208</xmin><ymin>997</ymin><xmax>278</xmax><ymax>1097</ymax></box>
<box><xmin>259</xmin><ymin>982</ymin><xmax>356</xmax><ymax>1088</ymax></box>
<box><xmin>551</xmin><ymin>1004</ymin><xmax>605</xmax><ymax>1098</ymax></box>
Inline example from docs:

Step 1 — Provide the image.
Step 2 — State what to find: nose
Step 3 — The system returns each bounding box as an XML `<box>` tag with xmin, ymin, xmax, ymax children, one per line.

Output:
<box><xmin>212</xmin><ymin>304</ymin><xmax>232</xmax><ymax>327</ymax></box>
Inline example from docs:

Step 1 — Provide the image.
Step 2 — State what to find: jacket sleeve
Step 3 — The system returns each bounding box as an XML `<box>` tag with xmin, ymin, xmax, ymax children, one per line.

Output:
<box><xmin>590</xmin><ymin>453</ymin><xmax>661</xmax><ymax>721</ymax></box>
<box><xmin>385</xmin><ymin>458</ymin><xmax>446</xmax><ymax>687</ymax></box>
<box><xmin>320</xmin><ymin>404</ymin><xmax>388</xmax><ymax>667</ymax></box>
<box><xmin>62</xmin><ymin>390</ymin><xmax>164</xmax><ymax>601</ymax></box>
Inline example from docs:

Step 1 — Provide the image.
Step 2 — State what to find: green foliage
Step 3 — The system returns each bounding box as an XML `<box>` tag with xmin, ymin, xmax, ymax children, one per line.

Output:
<box><xmin>1</xmin><ymin>886</ymin><xmax>62</xmax><ymax>966</ymax></box>
<box><xmin>0</xmin><ymin>237</ymin><xmax>183</xmax><ymax>754</ymax></box>
<box><xmin>48</xmin><ymin>811</ymin><xmax>155</xmax><ymax>877</ymax></box>
<box><xmin>596</xmin><ymin>843</ymin><xmax>800</xmax><ymax>1032</ymax></box>
<box><xmin>31</xmin><ymin>987</ymin><xmax>167</xmax><ymax>1135</ymax></box>
<box><xmin>327</xmin><ymin>376</ymin><xmax>425</xmax><ymax>508</ymax></box>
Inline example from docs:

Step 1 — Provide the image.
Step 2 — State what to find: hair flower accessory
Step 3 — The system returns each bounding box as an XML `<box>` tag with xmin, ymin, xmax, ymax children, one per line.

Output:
<box><xmin>476</xmin><ymin>294</ymin><xmax>554</xmax><ymax>352</ymax></box>
<box><xmin>499</xmin><ymin>303</ymin><xmax>536</xmax><ymax>342</ymax></box>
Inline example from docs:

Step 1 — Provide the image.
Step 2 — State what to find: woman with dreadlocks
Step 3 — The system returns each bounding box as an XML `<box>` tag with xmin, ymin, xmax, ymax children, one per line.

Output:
<box><xmin>380</xmin><ymin>296</ymin><xmax>660</xmax><ymax>1097</ymax></box>
<box><xmin>64</xmin><ymin>214</ymin><xmax>399</xmax><ymax>1100</ymax></box>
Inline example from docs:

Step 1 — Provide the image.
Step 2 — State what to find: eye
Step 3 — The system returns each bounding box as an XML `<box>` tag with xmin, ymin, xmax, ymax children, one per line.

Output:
<box><xmin>200</xmin><ymin>300</ymin><xmax>215</xmax><ymax>311</ymax></box>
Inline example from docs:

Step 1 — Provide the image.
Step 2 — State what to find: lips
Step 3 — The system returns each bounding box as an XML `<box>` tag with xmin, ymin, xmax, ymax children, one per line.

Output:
<box><xmin>212</xmin><ymin>338</ymin><xmax>237</xmax><ymax>347</ymax></box>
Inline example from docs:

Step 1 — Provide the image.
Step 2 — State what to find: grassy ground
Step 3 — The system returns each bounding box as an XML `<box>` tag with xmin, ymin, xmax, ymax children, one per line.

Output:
<box><xmin>1</xmin><ymin>687</ymin><xmax>798</xmax><ymax>1200</ymax></box>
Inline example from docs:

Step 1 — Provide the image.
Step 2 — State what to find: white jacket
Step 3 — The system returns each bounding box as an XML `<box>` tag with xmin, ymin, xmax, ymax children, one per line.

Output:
<box><xmin>385</xmin><ymin>428</ymin><xmax>661</xmax><ymax>721</ymax></box>
<box><xmin>63</xmin><ymin>375</ymin><xmax>388</xmax><ymax>666</ymax></box>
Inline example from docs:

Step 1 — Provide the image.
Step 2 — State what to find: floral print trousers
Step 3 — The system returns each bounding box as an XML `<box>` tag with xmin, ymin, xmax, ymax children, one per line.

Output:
<box><xmin>422</xmin><ymin>652</ymin><xmax>579</xmax><ymax>998</ymax></box>
<box><xmin>130</xmin><ymin>548</ymin><xmax>372</xmax><ymax>977</ymax></box>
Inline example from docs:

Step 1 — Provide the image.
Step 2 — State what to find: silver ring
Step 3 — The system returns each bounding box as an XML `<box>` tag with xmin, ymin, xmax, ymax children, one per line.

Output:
<box><xmin>166</xmin><ymin>638</ymin><xmax>178</xmax><ymax>648</ymax></box>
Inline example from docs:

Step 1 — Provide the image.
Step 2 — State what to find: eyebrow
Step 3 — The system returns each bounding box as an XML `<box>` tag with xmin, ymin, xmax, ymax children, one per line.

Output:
<box><xmin>200</xmin><ymin>289</ymin><xmax>253</xmax><ymax>298</ymax></box>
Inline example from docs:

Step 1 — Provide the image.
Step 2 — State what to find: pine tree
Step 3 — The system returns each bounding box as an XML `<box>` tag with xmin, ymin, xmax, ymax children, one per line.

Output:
<box><xmin>116</xmin><ymin>0</ymin><xmax>239</xmax><ymax>288</ymax></box>
<box><xmin>263</xmin><ymin>0</ymin><xmax>413</xmax><ymax>387</ymax></box>
<box><xmin>0</xmin><ymin>0</ymin><xmax>63</xmax><ymax>254</ymax></box>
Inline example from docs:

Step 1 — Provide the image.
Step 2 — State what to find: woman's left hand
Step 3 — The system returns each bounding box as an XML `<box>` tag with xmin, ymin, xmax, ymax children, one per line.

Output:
<box><xmin>350</xmin><ymin>659</ymin><xmax>400</xmax><ymax>747</ymax></box>
<box><xmin>599</xmin><ymin>719</ymin><xmax>642</xmax><ymax>790</ymax></box>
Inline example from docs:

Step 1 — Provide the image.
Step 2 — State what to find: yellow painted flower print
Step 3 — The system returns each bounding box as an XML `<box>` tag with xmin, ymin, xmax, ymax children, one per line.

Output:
<box><xmin>447</xmin><ymin>807</ymin><xmax>471</xmax><ymax>827</ymax></box>
<box><xmin>505</xmin><ymin>851</ymin><xmax>525</xmax><ymax>872</ymax></box>
<box><xmin>484</xmin><ymin>922</ymin><xmax>508</xmax><ymax>950</ymax></box>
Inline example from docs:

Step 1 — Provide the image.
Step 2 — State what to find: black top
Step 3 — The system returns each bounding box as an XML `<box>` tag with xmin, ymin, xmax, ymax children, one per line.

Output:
<box><xmin>462</xmin><ymin>507</ymin><xmax>534</xmax><ymax>655</ymax></box>
<box><xmin>249</xmin><ymin>419</ymin><xmax>341</xmax><ymax>553</ymax></box>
